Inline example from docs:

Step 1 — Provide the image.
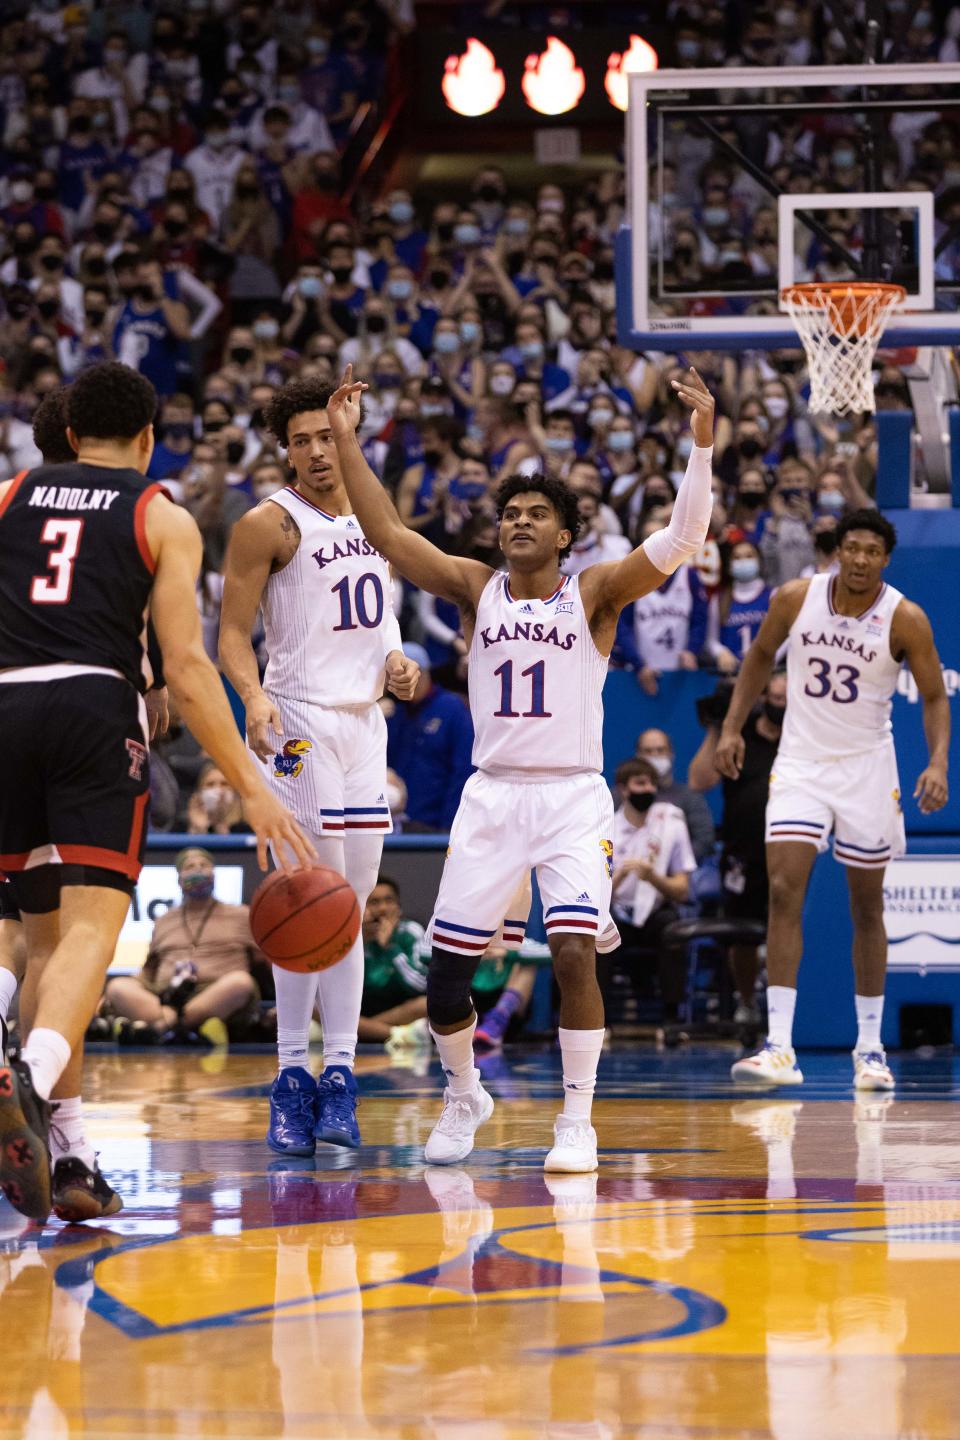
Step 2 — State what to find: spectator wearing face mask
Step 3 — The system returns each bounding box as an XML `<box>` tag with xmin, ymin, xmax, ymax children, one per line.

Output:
<box><xmin>58</xmin><ymin>109</ymin><xmax>112</xmax><ymax>218</ymax></box>
<box><xmin>181</xmin><ymin>441</ymin><xmax>251</xmax><ymax>570</ymax></box>
<box><xmin>148</xmin><ymin>392</ymin><xmax>196</xmax><ymax>484</ymax></box>
<box><xmin>74</xmin><ymin>29</ymin><xmax>148</xmax><ymax>139</ymax></box>
<box><xmin>608</xmin><ymin>758</ymin><xmax>697</xmax><ymax>1027</ymax></box>
<box><xmin>339</xmin><ymin>298</ymin><xmax>424</xmax><ymax>378</ymax></box>
<box><xmin>186</xmin><ymin>762</ymin><xmax>252</xmax><ymax>836</ymax></box>
<box><xmin>503</xmin><ymin>318</ymin><xmax>570</xmax><ymax>404</ymax></box>
<box><xmin>470</xmin><ymin>396</ymin><xmax>536</xmax><ymax>483</ymax></box>
<box><xmin>635</xmin><ymin>728</ymin><xmax>717</xmax><ymax>865</ymax></box>
<box><xmin>525</xmin><ymin>407</ymin><xmax>579</xmax><ymax>479</ymax></box>
<box><xmin>382</xmin><ymin>188</ymin><xmax>428</xmax><ymax>272</ymax></box>
<box><xmin>562</xmin><ymin>488</ymin><xmax>630</xmax><ymax>576</ymax></box>
<box><xmin>689</xmin><ymin>672</ymin><xmax>788</xmax><ymax>1027</ymax></box>
<box><xmin>800</xmin><ymin>517</ymin><xmax>840</xmax><ymax>577</ymax></box>
<box><xmin>759</xmin><ymin>473</ymin><xmax>817</xmax><ymax>585</ymax></box>
<box><xmin>113</xmin><ymin>257</ymin><xmax>191</xmax><ymax>396</ymax></box>
<box><xmin>728</xmin><ymin>465</ymin><xmax>773</xmax><ymax>543</ymax></box>
<box><xmin>397</xmin><ymin>417</ymin><xmax>463</xmax><ymax>532</ymax></box>
<box><xmin>184</xmin><ymin>110</ymin><xmax>246</xmax><ymax>231</ymax></box>
<box><xmin>567</xmin><ymin>459</ymin><xmax>623</xmax><ymax>537</ymax></box>
<box><xmin>706</xmin><ymin>540</ymin><xmax>773</xmax><ymax>674</ymax></box>
<box><xmin>2</xmin><ymin>166</ymin><xmax>65</xmax><ymax>238</ymax></box>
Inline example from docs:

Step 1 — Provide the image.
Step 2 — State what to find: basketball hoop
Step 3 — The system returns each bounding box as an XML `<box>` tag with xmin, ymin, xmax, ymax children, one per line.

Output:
<box><xmin>779</xmin><ymin>282</ymin><xmax>907</xmax><ymax>416</ymax></box>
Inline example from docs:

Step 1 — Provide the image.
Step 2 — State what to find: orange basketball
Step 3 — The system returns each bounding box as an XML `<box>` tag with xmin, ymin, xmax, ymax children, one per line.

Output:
<box><xmin>250</xmin><ymin>865</ymin><xmax>360</xmax><ymax>973</ymax></box>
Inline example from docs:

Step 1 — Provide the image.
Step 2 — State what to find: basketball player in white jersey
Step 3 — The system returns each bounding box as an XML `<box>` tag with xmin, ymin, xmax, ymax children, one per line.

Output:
<box><xmin>325</xmin><ymin>364</ymin><xmax>716</xmax><ymax>1172</ymax></box>
<box><xmin>716</xmin><ymin>510</ymin><xmax>949</xmax><ymax>1090</ymax></box>
<box><xmin>219</xmin><ymin>378</ymin><xmax>420</xmax><ymax>1155</ymax></box>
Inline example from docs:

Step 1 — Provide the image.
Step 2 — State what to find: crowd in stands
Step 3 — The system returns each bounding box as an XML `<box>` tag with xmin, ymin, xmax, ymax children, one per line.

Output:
<box><xmin>0</xmin><ymin>5</ymin><xmax>956</xmax><ymax>958</ymax></box>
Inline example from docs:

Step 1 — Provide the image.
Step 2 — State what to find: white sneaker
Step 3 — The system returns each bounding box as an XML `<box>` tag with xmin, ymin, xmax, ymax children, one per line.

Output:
<box><xmin>424</xmin><ymin>1085</ymin><xmax>494</xmax><ymax>1165</ymax></box>
<box><xmin>544</xmin><ymin>1116</ymin><xmax>598</xmax><ymax>1173</ymax></box>
<box><xmin>385</xmin><ymin>1017</ymin><xmax>431</xmax><ymax>1054</ymax></box>
<box><xmin>731</xmin><ymin>1041</ymin><xmax>804</xmax><ymax>1086</ymax></box>
<box><xmin>853</xmin><ymin>1048</ymin><xmax>895</xmax><ymax>1091</ymax></box>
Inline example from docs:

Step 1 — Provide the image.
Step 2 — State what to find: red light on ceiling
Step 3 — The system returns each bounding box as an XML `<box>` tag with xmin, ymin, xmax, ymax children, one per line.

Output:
<box><xmin>605</xmin><ymin>34</ymin><xmax>659</xmax><ymax>112</ymax></box>
<box><xmin>442</xmin><ymin>38</ymin><xmax>506</xmax><ymax>117</ymax></box>
<box><xmin>522</xmin><ymin>36</ymin><xmax>586</xmax><ymax>116</ymax></box>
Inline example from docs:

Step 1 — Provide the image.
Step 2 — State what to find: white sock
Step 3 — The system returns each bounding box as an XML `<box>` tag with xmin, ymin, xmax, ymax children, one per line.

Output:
<box><xmin>49</xmin><ymin>1095</ymin><xmax>95</xmax><ymax>1168</ymax></box>
<box><xmin>316</xmin><ymin>931</ymin><xmax>363</xmax><ymax>1073</ymax></box>
<box><xmin>559</xmin><ymin>1026</ymin><xmax>605</xmax><ymax>1122</ymax></box>
<box><xmin>0</xmin><ymin>968</ymin><xmax>17</xmax><ymax>1023</ymax></box>
<box><xmin>855</xmin><ymin>993</ymin><xmax>884</xmax><ymax>1052</ymax></box>
<box><xmin>20</xmin><ymin>1027</ymin><xmax>71</xmax><ymax>1100</ymax></box>
<box><xmin>430</xmin><ymin>1016</ymin><xmax>480</xmax><ymax>1097</ymax></box>
<box><xmin>766</xmin><ymin>986</ymin><xmax>797</xmax><ymax>1050</ymax></box>
<box><xmin>273</xmin><ymin>965</ymin><xmax>319</xmax><ymax>1073</ymax></box>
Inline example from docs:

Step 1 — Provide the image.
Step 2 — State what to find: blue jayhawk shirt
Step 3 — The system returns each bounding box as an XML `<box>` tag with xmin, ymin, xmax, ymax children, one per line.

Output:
<box><xmin>386</xmin><ymin>682</ymin><xmax>475</xmax><ymax>831</ymax></box>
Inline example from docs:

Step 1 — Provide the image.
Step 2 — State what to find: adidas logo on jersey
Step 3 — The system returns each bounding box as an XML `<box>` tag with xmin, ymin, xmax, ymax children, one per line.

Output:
<box><xmin>576</xmin><ymin>892</ymin><xmax>591</xmax><ymax>903</ymax></box>
<box><xmin>376</xmin><ymin>794</ymin><xmax>385</xmax><ymax>803</ymax></box>
<box><xmin>519</xmin><ymin>603</ymin><xmax>534</xmax><ymax>614</ymax></box>
<box><xmin>346</xmin><ymin>520</ymin><xmax>357</xmax><ymax>529</ymax></box>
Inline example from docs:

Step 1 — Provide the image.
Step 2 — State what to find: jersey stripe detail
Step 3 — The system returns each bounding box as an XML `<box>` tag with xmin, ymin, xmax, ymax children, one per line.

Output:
<box><xmin>0</xmin><ymin>469</ymin><xmax>28</xmax><ymax>522</ymax></box>
<box><xmin>133</xmin><ymin>483</ymin><xmax>164</xmax><ymax>575</ymax></box>
<box><xmin>545</xmin><ymin>903</ymin><xmax>599</xmax><ymax>917</ymax></box>
<box><xmin>827</xmin><ymin>575</ymin><xmax>887</xmax><ymax>621</ymax></box>
<box><xmin>834</xmin><ymin>839</ymin><xmax>891</xmax><ymax>854</ymax></box>
<box><xmin>434</xmin><ymin>919</ymin><xmax>497</xmax><ymax>937</ymax></box>
<box><xmin>283</xmin><ymin>486</ymin><xmax>337</xmax><ymax>521</ymax></box>
<box><xmin>503</xmin><ymin>573</ymin><xmax>570</xmax><ymax>605</ymax></box>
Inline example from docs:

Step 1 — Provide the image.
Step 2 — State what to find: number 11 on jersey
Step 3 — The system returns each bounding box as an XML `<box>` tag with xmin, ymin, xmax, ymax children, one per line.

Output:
<box><xmin>493</xmin><ymin>659</ymin><xmax>550</xmax><ymax>718</ymax></box>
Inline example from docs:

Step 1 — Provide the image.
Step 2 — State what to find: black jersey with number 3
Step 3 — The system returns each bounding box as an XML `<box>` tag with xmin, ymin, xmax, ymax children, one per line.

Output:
<box><xmin>0</xmin><ymin>462</ymin><xmax>165</xmax><ymax>690</ymax></box>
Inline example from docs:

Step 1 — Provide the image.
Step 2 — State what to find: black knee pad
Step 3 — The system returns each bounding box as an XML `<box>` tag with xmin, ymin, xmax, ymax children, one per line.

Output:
<box><xmin>426</xmin><ymin>948</ymin><xmax>479</xmax><ymax>1027</ymax></box>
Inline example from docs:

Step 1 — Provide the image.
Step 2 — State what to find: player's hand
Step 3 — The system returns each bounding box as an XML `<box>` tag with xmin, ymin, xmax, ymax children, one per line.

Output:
<box><xmin>914</xmin><ymin>762</ymin><xmax>949</xmax><ymax>814</ymax></box>
<box><xmin>328</xmin><ymin>364</ymin><xmax>367</xmax><ymax>442</ymax></box>
<box><xmin>242</xmin><ymin>783</ymin><xmax>318</xmax><ymax>872</ymax></box>
<box><xmin>715</xmin><ymin>646</ymin><xmax>739</xmax><ymax>675</ymax></box>
<box><xmin>715</xmin><ymin>728</ymin><xmax>745</xmax><ymax>780</ymax></box>
<box><xmin>669</xmin><ymin>367</ymin><xmax>715</xmax><ymax>447</ymax></box>
<box><xmin>145</xmin><ymin>685</ymin><xmax>170</xmax><ymax>740</ymax></box>
<box><xmin>385</xmin><ymin>649</ymin><xmax>420</xmax><ymax>701</ymax></box>
<box><xmin>678</xmin><ymin>649</ymin><xmax>699</xmax><ymax>672</ymax></box>
<box><xmin>246</xmin><ymin>692</ymin><xmax>283</xmax><ymax>764</ymax></box>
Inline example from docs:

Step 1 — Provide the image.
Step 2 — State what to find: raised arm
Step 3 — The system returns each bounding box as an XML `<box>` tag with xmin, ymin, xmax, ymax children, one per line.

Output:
<box><xmin>327</xmin><ymin>367</ymin><xmax>493</xmax><ymax>612</ymax></box>
<box><xmin>714</xmin><ymin>581</ymin><xmax>808</xmax><ymax>779</ymax></box>
<box><xmin>893</xmin><ymin>598</ymin><xmax>950</xmax><ymax>814</ymax></box>
<box><xmin>147</xmin><ymin>496</ymin><xmax>314</xmax><ymax>870</ymax></box>
<box><xmin>579</xmin><ymin>368</ymin><xmax>715</xmax><ymax>647</ymax></box>
<box><xmin>219</xmin><ymin>501</ymin><xmax>294</xmax><ymax>762</ymax></box>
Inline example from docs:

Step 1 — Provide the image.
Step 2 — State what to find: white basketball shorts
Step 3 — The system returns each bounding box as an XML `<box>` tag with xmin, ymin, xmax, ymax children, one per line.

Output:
<box><xmin>430</xmin><ymin>770</ymin><xmax>614</xmax><ymax>957</ymax></box>
<box><xmin>765</xmin><ymin>743</ymin><xmax>905</xmax><ymax>870</ymax></box>
<box><xmin>258</xmin><ymin>696</ymin><xmax>391</xmax><ymax>837</ymax></box>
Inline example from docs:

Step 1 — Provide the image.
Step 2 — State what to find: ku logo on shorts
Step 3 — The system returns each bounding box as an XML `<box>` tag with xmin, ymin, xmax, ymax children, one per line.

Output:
<box><xmin>600</xmin><ymin>839</ymin><xmax>613</xmax><ymax>878</ymax></box>
<box><xmin>273</xmin><ymin>738</ymin><xmax>313</xmax><ymax>780</ymax></box>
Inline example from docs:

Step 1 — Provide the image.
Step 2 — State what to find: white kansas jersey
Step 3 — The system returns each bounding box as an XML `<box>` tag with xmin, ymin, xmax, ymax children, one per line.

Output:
<box><xmin>261</xmin><ymin>487</ymin><xmax>394</xmax><ymax>706</ymax></box>
<box><xmin>632</xmin><ymin>565</ymin><xmax>697</xmax><ymax>671</ymax></box>
<box><xmin>469</xmin><ymin>571</ymin><xmax>607</xmax><ymax>775</ymax></box>
<box><xmin>780</xmin><ymin>572</ymin><xmax>903</xmax><ymax>762</ymax></box>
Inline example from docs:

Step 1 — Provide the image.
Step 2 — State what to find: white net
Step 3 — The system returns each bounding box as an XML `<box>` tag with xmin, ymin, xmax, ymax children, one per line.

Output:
<box><xmin>780</xmin><ymin>283</ymin><xmax>906</xmax><ymax>416</ymax></box>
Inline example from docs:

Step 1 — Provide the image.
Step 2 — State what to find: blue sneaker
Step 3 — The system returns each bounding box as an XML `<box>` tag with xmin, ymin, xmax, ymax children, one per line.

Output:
<box><xmin>267</xmin><ymin>1067</ymin><xmax>317</xmax><ymax>1155</ymax></box>
<box><xmin>315</xmin><ymin>1066</ymin><xmax>360</xmax><ymax>1148</ymax></box>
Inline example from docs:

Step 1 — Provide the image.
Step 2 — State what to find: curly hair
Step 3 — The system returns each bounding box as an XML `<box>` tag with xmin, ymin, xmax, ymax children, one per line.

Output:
<box><xmin>66</xmin><ymin>361</ymin><xmax>158</xmax><ymax>440</ymax></box>
<box><xmin>494</xmin><ymin>472</ymin><xmax>582</xmax><ymax>563</ymax></box>
<box><xmin>835</xmin><ymin>508</ymin><xmax>897</xmax><ymax>555</ymax></box>
<box><xmin>32</xmin><ymin>387</ymin><xmax>74</xmax><ymax>464</ymax></box>
<box><xmin>264</xmin><ymin>376</ymin><xmax>368</xmax><ymax>447</ymax></box>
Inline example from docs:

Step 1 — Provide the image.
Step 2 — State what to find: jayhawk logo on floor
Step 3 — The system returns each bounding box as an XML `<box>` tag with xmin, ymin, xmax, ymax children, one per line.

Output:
<box><xmin>600</xmin><ymin>838</ymin><xmax>613</xmax><ymax>877</ymax></box>
<box><xmin>273</xmin><ymin>738</ymin><xmax>313</xmax><ymax>779</ymax></box>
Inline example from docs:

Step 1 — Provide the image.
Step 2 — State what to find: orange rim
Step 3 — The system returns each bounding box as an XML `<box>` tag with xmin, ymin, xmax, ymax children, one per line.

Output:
<box><xmin>780</xmin><ymin>282</ymin><xmax>907</xmax><ymax>307</ymax></box>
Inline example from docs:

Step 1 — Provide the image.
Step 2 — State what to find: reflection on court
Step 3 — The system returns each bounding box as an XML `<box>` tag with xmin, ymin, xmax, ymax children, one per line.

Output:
<box><xmin>3</xmin><ymin>1046</ymin><xmax>960</xmax><ymax>1438</ymax></box>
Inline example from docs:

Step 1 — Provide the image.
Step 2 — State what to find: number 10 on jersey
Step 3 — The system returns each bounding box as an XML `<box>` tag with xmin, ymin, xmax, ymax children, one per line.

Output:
<box><xmin>493</xmin><ymin>659</ymin><xmax>550</xmax><ymax>717</ymax></box>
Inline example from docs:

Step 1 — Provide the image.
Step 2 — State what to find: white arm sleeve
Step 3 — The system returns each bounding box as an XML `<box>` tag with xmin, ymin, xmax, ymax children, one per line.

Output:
<box><xmin>641</xmin><ymin>443</ymin><xmax>714</xmax><ymax>576</ymax></box>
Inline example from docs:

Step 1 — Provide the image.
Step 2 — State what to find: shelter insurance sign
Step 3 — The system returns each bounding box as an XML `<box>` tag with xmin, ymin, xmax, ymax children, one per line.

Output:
<box><xmin>884</xmin><ymin>857</ymin><xmax>960</xmax><ymax>972</ymax></box>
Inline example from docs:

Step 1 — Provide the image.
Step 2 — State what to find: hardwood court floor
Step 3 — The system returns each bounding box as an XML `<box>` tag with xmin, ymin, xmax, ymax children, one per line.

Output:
<box><xmin>2</xmin><ymin>1044</ymin><xmax>960</xmax><ymax>1439</ymax></box>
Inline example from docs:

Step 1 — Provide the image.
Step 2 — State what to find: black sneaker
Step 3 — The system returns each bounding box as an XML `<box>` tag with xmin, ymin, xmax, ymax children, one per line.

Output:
<box><xmin>0</xmin><ymin>1015</ymin><xmax>7</xmax><ymax>1066</ymax></box>
<box><xmin>0</xmin><ymin>1059</ymin><xmax>52</xmax><ymax>1221</ymax></box>
<box><xmin>51</xmin><ymin>1156</ymin><xmax>123</xmax><ymax>1223</ymax></box>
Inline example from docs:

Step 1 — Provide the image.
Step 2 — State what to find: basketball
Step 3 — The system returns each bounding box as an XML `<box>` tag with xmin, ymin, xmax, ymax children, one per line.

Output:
<box><xmin>249</xmin><ymin>865</ymin><xmax>360</xmax><ymax>973</ymax></box>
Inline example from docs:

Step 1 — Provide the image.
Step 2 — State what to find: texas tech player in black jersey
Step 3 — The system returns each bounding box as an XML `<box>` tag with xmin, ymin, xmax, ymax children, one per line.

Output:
<box><xmin>0</xmin><ymin>462</ymin><xmax>165</xmax><ymax>688</ymax></box>
<box><xmin>0</xmin><ymin>362</ymin><xmax>313</xmax><ymax>1224</ymax></box>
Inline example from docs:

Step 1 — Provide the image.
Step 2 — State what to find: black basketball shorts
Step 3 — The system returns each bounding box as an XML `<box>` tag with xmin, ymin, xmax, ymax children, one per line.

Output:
<box><xmin>0</xmin><ymin>672</ymin><xmax>149</xmax><ymax>909</ymax></box>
